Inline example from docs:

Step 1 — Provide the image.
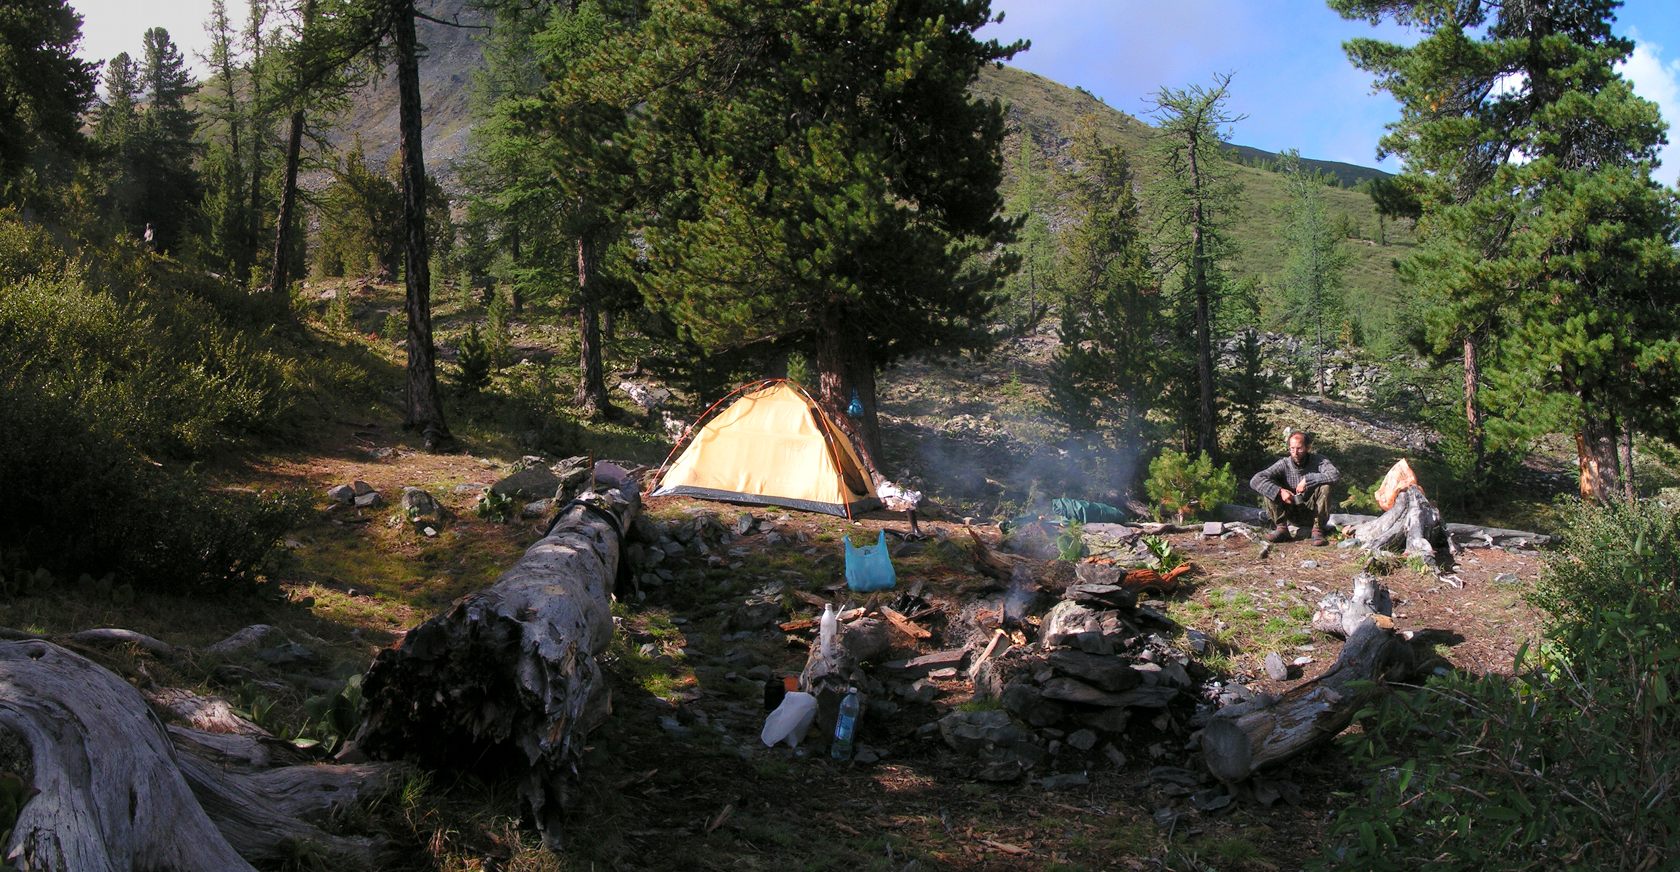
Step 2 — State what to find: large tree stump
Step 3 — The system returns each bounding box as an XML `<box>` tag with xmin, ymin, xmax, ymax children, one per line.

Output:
<box><xmin>0</xmin><ymin>640</ymin><xmax>407</xmax><ymax>871</ymax></box>
<box><xmin>1199</xmin><ymin>619</ymin><xmax>1415</xmax><ymax>785</ymax></box>
<box><xmin>352</xmin><ymin>477</ymin><xmax>639</xmax><ymax>850</ymax></box>
<box><xmin>1341</xmin><ymin>485</ymin><xmax>1448</xmax><ymax>570</ymax></box>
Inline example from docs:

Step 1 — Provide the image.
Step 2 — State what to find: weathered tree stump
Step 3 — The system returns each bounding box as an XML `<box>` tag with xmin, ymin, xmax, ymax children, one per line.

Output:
<box><xmin>1342</xmin><ymin>485</ymin><xmax>1448</xmax><ymax>570</ymax></box>
<box><xmin>1199</xmin><ymin>619</ymin><xmax>1415</xmax><ymax>785</ymax></box>
<box><xmin>352</xmin><ymin>478</ymin><xmax>639</xmax><ymax>850</ymax></box>
<box><xmin>1311</xmin><ymin>573</ymin><xmax>1394</xmax><ymax>638</ymax></box>
<box><xmin>0</xmin><ymin>640</ymin><xmax>407</xmax><ymax>871</ymax></box>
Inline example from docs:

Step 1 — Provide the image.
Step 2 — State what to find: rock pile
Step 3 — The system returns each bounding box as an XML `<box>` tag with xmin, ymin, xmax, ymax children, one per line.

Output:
<box><xmin>952</xmin><ymin>565</ymin><xmax>1213</xmax><ymax>780</ymax></box>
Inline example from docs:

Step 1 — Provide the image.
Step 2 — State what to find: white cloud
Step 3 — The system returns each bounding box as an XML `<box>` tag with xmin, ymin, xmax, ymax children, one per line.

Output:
<box><xmin>1621</xmin><ymin>31</ymin><xmax>1680</xmax><ymax>185</ymax></box>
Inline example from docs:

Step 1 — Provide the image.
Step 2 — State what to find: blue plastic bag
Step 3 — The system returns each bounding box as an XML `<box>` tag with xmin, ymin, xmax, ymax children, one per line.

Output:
<box><xmin>843</xmin><ymin>529</ymin><xmax>896</xmax><ymax>592</ymax></box>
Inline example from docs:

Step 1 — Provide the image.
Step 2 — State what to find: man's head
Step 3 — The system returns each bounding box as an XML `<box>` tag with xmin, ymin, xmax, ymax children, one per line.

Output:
<box><xmin>1287</xmin><ymin>430</ymin><xmax>1311</xmax><ymax>464</ymax></box>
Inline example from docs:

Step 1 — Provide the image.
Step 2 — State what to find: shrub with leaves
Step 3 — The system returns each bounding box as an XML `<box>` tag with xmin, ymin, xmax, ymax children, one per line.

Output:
<box><xmin>1144</xmin><ymin>449</ymin><xmax>1236</xmax><ymax>522</ymax></box>
<box><xmin>475</xmin><ymin>489</ymin><xmax>515</xmax><ymax>523</ymax></box>
<box><xmin>1322</xmin><ymin>502</ymin><xmax>1680</xmax><ymax>870</ymax></box>
<box><xmin>1530</xmin><ymin>497</ymin><xmax>1680</xmax><ymax>637</ymax></box>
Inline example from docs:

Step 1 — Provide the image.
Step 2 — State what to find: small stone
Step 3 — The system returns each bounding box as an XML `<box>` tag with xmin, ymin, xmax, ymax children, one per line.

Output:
<box><xmin>1190</xmin><ymin>787</ymin><xmax>1234</xmax><ymax>812</ymax></box>
<box><xmin>854</xmin><ymin>746</ymin><xmax>881</xmax><ymax>764</ymax></box>
<box><xmin>1292</xmin><ymin>656</ymin><xmax>1313</xmax><ymax>668</ymax></box>
<box><xmin>326</xmin><ymin>485</ymin><xmax>354</xmax><ymax>504</ymax></box>
<box><xmin>1066</xmin><ymin>729</ymin><xmax>1098</xmax><ymax>752</ymax></box>
<box><xmin>929</xmin><ymin>667</ymin><xmax>958</xmax><ymax>680</ymax></box>
<box><xmin>1184</xmin><ymin>628</ymin><xmax>1210</xmax><ymax>655</ymax></box>
<box><xmin>1264</xmin><ymin>652</ymin><xmax>1289</xmax><ymax>681</ymax></box>
<box><xmin>1299</xmin><ymin>559</ymin><xmax>1319</xmax><ymax>570</ymax></box>
<box><xmin>1152</xmin><ymin>807</ymin><xmax>1180</xmax><ymax>829</ymax></box>
<box><xmin>1103</xmin><ymin>744</ymin><xmax>1127</xmax><ymax>768</ymax></box>
<box><xmin>1493</xmin><ymin>572</ymin><xmax>1521</xmax><ymax>586</ymax></box>
<box><xmin>736</xmin><ymin>512</ymin><xmax>756</xmax><ymax>535</ymax></box>
<box><xmin>422</xmin><ymin>526</ymin><xmax>437</xmax><ymax>537</ymax></box>
<box><xmin>351</xmin><ymin>480</ymin><xmax>375</xmax><ymax>496</ymax></box>
<box><xmin>1201</xmin><ymin>521</ymin><xmax>1224</xmax><ymax>537</ymax></box>
<box><xmin>354</xmin><ymin>491</ymin><xmax>383</xmax><ymax>508</ymax></box>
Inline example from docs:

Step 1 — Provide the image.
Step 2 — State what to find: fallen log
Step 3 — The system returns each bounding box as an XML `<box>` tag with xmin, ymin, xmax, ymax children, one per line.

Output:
<box><xmin>1199</xmin><ymin>619</ymin><xmax>1415</xmax><ymax>785</ymax></box>
<box><xmin>1329</xmin><ymin>514</ymin><xmax>1551</xmax><ymax>550</ymax></box>
<box><xmin>1339</xmin><ymin>485</ymin><xmax>1448</xmax><ymax>571</ymax></box>
<box><xmin>351</xmin><ymin>474</ymin><xmax>639</xmax><ymax>850</ymax></box>
<box><xmin>967</xmin><ymin>525</ymin><xmax>1029</xmax><ymax>582</ymax></box>
<box><xmin>0</xmin><ymin>640</ymin><xmax>408</xmax><ymax>870</ymax></box>
<box><xmin>1311</xmin><ymin>573</ymin><xmax>1394</xmax><ymax>638</ymax></box>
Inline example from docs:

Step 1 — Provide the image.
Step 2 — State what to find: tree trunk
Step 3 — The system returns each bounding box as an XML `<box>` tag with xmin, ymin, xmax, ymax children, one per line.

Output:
<box><xmin>1189</xmin><ymin>171</ymin><xmax>1217</xmax><ymax>462</ymax></box>
<box><xmin>1311</xmin><ymin>572</ymin><xmax>1393</xmax><ymax>638</ymax></box>
<box><xmin>814</xmin><ymin>315</ymin><xmax>885</xmax><ymax>482</ymax></box>
<box><xmin>0</xmin><ymin>640</ymin><xmax>407</xmax><ymax>870</ymax></box>
<box><xmin>1621</xmin><ymin>425</ymin><xmax>1636</xmax><ymax>502</ymax></box>
<box><xmin>1575</xmin><ymin>411</ymin><xmax>1622</xmax><ymax>503</ymax></box>
<box><xmin>395</xmin><ymin>0</ymin><xmax>451</xmax><ymax>450</ymax></box>
<box><xmin>353</xmin><ymin>478</ymin><xmax>639</xmax><ymax>851</ymax></box>
<box><xmin>1199</xmin><ymin>619</ymin><xmax>1414</xmax><ymax>785</ymax></box>
<box><xmin>574</xmin><ymin>232</ymin><xmax>613</xmax><ymax>418</ymax></box>
<box><xmin>267</xmin><ymin>0</ymin><xmax>312</xmax><ymax>300</ymax></box>
<box><xmin>1464</xmin><ymin>333</ymin><xmax>1485</xmax><ymax>481</ymax></box>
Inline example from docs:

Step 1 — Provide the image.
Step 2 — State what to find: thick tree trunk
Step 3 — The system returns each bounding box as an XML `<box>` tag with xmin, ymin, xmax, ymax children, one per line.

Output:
<box><xmin>814</xmin><ymin>315</ymin><xmax>885</xmax><ymax>481</ymax></box>
<box><xmin>0</xmin><ymin>641</ymin><xmax>407</xmax><ymax>871</ymax></box>
<box><xmin>574</xmin><ymin>232</ymin><xmax>613</xmax><ymax>418</ymax></box>
<box><xmin>353</xmin><ymin>476</ymin><xmax>639</xmax><ymax>851</ymax></box>
<box><xmin>1576</xmin><ymin>410</ymin><xmax>1622</xmax><ymax>503</ymax></box>
<box><xmin>395</xmin><ymin>0</ymin><xmax>451</xmax><ymax>449</ymax></box>
<box><xmin>1311</xmin><ymin>573</ymin><xmax>1393</xmax><ymax>638</ymax></box>
<box><xmin>1199</xmin><ymin>619</ymin><xmax>1414</xmax><ymax>785</ymax></box>
<box><xmin>1621</xmin><ymin>425</ymin><xmax>1636</xmax><ymax>502</ymax></box>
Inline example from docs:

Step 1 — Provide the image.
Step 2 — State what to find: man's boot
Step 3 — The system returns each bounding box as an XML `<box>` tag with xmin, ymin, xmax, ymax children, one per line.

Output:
<box><xmin>1267</xmin><ymin>524</ymin><xmax>1291</xmax><ymax>543</ymax></box>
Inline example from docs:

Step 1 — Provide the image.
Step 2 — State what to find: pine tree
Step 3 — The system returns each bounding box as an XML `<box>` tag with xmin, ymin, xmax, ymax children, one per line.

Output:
<box><xmin>1148</xmin><ymin>74</ymin><xmax>1243</xmax><ymax>462</ymax></box>
<box><xmin>136</xmin><ymin>27</ymin><xmax>201</xmax><ymax>253</ymax></box>
<box><xmin>1274</xmin><ymin>149</ymin><xmax>1349</xmax><ymax>395</ymax></box>
<box><xmin>601</xmin><ymin>0</ymin><xmax>1021</xmax><ymax>461</ymax></box>
<box><xmin>201</xmin><ymin>0</ymin><xmax>254</xmax><ymax>278</ymax></box>
<box><xmin>0</xmin><ymin>0</ymin><xmax>97</xmax><ymax>205</ymax></box>
<box><xmin>1001</xmin><ymin>131</ymin><xmax>1056</xmax><ymax>335</ymax></box>
<box><xmin>1335</xmin><ymin>0</ymin><xmax>1680</xmax><ymax>502</ymax></box>
<box><xmin>92</xmin><ymin>53</ymin><xmax>145</xmax><ymax>237</ymax></box>
<box><xmin>1049</xmin><ymin>116</ymin><xmax>1161</xmax><ymax>454</ymax></box>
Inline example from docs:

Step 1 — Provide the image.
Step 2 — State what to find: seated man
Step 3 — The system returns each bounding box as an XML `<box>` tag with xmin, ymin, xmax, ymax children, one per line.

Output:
<box><xmin>1249</xmin><ymin>430</ymin><xmax>1340</xmax><ymax>545</ymax></box>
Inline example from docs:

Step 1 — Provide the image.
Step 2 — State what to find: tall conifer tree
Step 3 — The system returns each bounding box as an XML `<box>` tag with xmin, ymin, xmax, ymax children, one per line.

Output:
<box><xmin>1335</xmin><ymin>0</ymin><xmax>1680</xmax><ymax>501</ymax></box>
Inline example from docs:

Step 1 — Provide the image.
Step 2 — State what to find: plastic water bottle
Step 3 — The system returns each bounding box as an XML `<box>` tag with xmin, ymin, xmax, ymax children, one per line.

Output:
<box><xmin>831</xmin><ymin>688</ymin><xmax>860</xmax><ymax>760</ymax></box>
<box><xmin>819</xmin><ymin>603</ymin><xmax>837</xmax><ymax>661</ymax></box>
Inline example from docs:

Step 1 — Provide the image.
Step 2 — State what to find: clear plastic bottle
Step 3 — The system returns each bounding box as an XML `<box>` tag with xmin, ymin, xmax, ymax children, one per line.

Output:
<box><xmin>831</xmin><ymin>687</ymin><xmax>860</xmax><ymax>760</ymax></box>
<box><xmin>819</xmin><ymin>603</ymin><xmax>837</xmax><ymax>661</ymax></box>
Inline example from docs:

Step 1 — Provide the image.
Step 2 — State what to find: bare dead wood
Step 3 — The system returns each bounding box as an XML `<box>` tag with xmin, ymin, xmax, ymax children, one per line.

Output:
<box><xmin>1199</xmin><ymin>620</ymin><xmax>1415</xmax><ymax>785</ymax></box>
<box><xmin>1310</xmin><ymin>573</ymin><xmax>1394</xmax><ymax>638</ymax></box>
<box><xmin>0</xmin><ymin>641</ymin><xmax>409</xmax><ymax>871</ymax></box>
<box><xmin>879</xmin><ymin>605</ymin><xmax>931</xmax><ymax>640</ymax></box>
<box><xmin>148</xmin><ymin>687</ymin><xmax>270</xmax><ymax>736</ymax></box>
<box><xmin>1342</xmin><ymin>485</ymin><xmax>1447</xmax><ymax>570</ymax></box>
<box><xmin>967</xmin><ymin>525</ymin><xmax>1029</xmax><ymax>581</ymax></box>
<box><xmin>67</xmin><ymin>628</ymin><xmax>178</xmax><ymax>657</ymax></box>
<box><xmin>352</xmin><ymin>483</ymin><xmax>638</xmax><ymax>850</ymax></box>
<box><xmin>779</xmin><ymin>618</ymin><xmax>816</xmax><ymax>632</ymax></box>
<box><xmin>1331</xmin><ymin>513</ymin><xmax>1551</xmax><ymax>550</ymax></box>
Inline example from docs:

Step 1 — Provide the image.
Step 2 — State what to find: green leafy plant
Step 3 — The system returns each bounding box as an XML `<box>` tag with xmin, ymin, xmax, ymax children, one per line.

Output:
<box><xmin>1144</xmin><ymin>449</ymin><xmax>1236</xmax><ymax>522</ymax></box>
<box><xmin>1055</xmin><ymin>521</ymin><xmax>1086</xmax><ymax>561</ymax></box>
<box><xmin>1141</xmin><ymin>534</ymin><xmax>1185</xmax><ymax>571</ymax></box>
<box><xmin>475</xmin><ymin>488</ymin><xmax>515</xmax><ymax>523</ymax></box>
<box><xmin>297</xmin><ymin>674</ymin><xmax>364</xmax><ymax>754</ymax></box>
<box><xmin>380</xmin><ymin>311</ymin><xmax>404</xmax><ymax>344</ymax></box>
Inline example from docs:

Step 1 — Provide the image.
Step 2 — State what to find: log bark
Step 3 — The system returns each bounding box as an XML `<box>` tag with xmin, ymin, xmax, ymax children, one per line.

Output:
<box><xmin>1199</xmin><ymin>620</ymin><xmax>1415</xmax><ymax>785</ymax></box>
<box><xmin>1310</xmin><ymin>573</ymin><xmax>1393</xmax><ymax>639</ymax></box>
<box><xmin>352</xmin><ymin>479</ymin><xmax>639</xmax><ymax>850</ymax></box>
<box><xmin>0</xmin><ymin>641</ymin><xmax>409</xmax><ymax>871</ymax></box>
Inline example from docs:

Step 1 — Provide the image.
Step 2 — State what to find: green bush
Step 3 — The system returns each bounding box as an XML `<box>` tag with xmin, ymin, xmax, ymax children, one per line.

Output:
<box><xmin>457</xmin><ymin>323</ymin><xmax>492</xmax><ymax>392</ymax></box>
<box><xmin>1144</xmin><ymin>449</ymin><xmax>1236</xmax><ymax>522</ymax></box>
<box><xmin>1530</xmin><ymin>497</ymin><xmax>1680</xmax><ymax>640</ymax></box>
<box><xmin>1322</xmin><ymin>502</ymin><xmax>1680</xmax><ymax>870</ymax></box>
<box><xmin>0</xmin><ymin>212</ymin><xmax>314</xmax><ymax>590</ymax></box>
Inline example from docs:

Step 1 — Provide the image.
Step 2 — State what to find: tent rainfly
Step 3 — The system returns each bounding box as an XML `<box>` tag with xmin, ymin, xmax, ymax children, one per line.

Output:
<box><xmin>651</xmin><ymin>379</ymin><xmax>880</xmax><ymax>518</ymax></box>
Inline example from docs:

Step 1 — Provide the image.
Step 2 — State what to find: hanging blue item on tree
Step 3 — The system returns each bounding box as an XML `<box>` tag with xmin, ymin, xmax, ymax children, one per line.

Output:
<box><xmin>847</xmin><ymin>389</ymin><xmax>863</xmax><ymax>418</ymax></box>
<box><xmin>843</xmin><ymin>529</ymin><xmax>896</xmax><ymax>591</ymax></box>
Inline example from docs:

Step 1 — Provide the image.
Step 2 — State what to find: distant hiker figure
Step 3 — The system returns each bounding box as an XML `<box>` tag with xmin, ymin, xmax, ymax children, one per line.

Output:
<box><xmin>1250</xmin><ymin>430</ymin><xmax>1339</xmax><ymax>546</ymax></box>
<box><xmin>142</xmin><ymin>223</ymin><xmax>154</xmax><ymax>251</ymax></box>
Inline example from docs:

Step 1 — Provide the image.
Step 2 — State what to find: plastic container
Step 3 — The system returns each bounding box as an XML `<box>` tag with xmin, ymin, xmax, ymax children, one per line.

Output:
<box><xmin>819</xmin><ymin>603</ymin><xmax>838</xmax><ymax>661</ymax></box>
<box><xmin>761</xmin><ymin>691</ymin><xmax>818</xmax><ymax>748</ymax></box>
<box><xmin>843</xmin><ymin>530</ymin><xmax>896</xmax><ymax>592</ymax></box>
<box><xmin>831</xmin><ymin>688</ymin><xmax>860</xmax><ymax>760</ymax></box>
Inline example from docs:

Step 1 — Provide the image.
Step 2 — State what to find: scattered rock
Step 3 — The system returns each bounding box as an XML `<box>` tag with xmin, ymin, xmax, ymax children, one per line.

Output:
<box><xmin>351</xmin><ymin>480</ymin><xmax>375</xmax><ymax>496</ymax></box>
<box><xmin>326</xmin><ymin>484</ymin><xmax>354</xmax><ymax>505</ymax></box>
<box><xmin>401</xmin><ymin>487</ymin><xmax>442</xmax><ymax>525</ymax></box>
<box><xmin>1264</xmin><ymin>652</ymin><xmax>1290</xmax><ymax>682</ymax></box>
<box><xmin>354</xmin><ymin>491</ymin><xmax>383</xmax><ymax>509</ymax></box>
<box><xmin>490</xmin><ymin>465</ymin><xmax>561</xmax><ymax>501</ymax></box>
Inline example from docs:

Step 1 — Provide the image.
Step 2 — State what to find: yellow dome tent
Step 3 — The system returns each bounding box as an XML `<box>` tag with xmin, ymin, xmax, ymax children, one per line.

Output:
<box><xmin>650</xmin><ymin>379</ymin><xmax>880</xmax><ymax>518</ymax></box>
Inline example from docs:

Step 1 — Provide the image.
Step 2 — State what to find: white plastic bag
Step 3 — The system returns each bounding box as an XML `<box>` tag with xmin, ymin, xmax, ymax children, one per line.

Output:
<box><xmin>760</xmin><ymin>691</ymin><xmax>818</xmax><ymax>748</ymax></box>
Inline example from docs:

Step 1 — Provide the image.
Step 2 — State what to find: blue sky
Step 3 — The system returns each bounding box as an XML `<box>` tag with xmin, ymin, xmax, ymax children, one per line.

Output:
<box><xmin>67</xmin><ymin>0</ymin><xmax>1680</xmax><ymax>180</ymax></box>
<box><xmin>983</xmin><ymin>1</ymin><xmax>1680</xmax><ymax>181</ymax></box>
